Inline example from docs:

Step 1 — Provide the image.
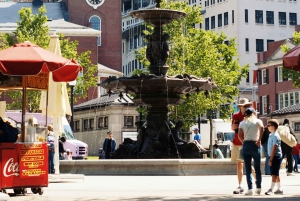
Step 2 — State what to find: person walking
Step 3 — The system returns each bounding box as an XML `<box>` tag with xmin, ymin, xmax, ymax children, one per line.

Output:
<box><xmin>265</xmin><ymin>119</ymin><xmax>283</xmax><ymax>195</ymax></box>
<box><xmin>261</xmin><ymin>125</ymin><xmax>271</xmax><ymax>175</ymax></box>
<box><xmin>231</xmin><ymin>98</ymin><xmax>252</xmax><ymax>194</ymax></box>
<box><xmin>238</xmin><ymin>108</ymin><xmax>264</xmax><ymax>196</ymax></box>
<box><xmin>281</xmin><ymin>118</ymin><xmax>295</xmax><ymax>176</ymax></box>
<box><xmin>292</xmin><ymin>140</ymin><xmax>300</xmax><ymax>172</ymax></box>
<box><xmin>193</xmin><ymin>128</ymin><xmax>201</xmax><ymax>145</ymax></box>
<box><xmin>47</xmin><ymin>127</ymin><xmax>55</xmax><ymax>174</ymax></box>
<box><xmin>102</xmin><ymin>131</ymin><xmax>117</xmax><ymax>159</ymax></box>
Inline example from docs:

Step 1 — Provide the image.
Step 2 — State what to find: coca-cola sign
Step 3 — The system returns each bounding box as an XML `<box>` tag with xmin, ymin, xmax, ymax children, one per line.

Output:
<box><xmin>3</xmin><ymin>158</ymin><xmax>19</xmax><ymax>177</ymax></box>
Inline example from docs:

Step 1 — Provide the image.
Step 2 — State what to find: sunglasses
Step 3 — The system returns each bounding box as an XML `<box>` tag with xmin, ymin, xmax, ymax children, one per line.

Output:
<box><xmin>267</xmin><ymin>125</ymin><xmax>273</xmax><ymax>127</ymax></box>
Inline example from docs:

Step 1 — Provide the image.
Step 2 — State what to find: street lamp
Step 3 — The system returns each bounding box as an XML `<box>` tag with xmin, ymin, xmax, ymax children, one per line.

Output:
<box><xmin>68</xmin><ymin>80</ymin><xmax>77</xmax><ymax>131</ymax></box>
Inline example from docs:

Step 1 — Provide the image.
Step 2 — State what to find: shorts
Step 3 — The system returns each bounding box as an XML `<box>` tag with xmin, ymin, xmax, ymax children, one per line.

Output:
<box><xmin>231</xmin><ymin>144</ymin><xmax>243</xmax><ymax>163</ymax></box>
<box><xmin>270</xmin><ymin>156</ymin><xmax>281</xmax><ymax>176</ymax></box>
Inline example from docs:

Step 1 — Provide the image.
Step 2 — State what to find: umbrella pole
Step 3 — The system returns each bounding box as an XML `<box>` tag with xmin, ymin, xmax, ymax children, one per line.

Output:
<box><xmin>21</xmin><ymin>77</ymin><xmax>27</xmax><ymax>142</ymax></box>
<box><xmin>46</xmin><ymin>90</ymin><xmax>48</xmax><ymax>127</ymax></box>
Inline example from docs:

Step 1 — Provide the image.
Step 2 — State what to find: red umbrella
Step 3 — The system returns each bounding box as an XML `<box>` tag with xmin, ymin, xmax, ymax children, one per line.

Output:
<box><xmin>282</xmin><ymin>45</ymin><xmax>300</xmax><ymax>72</ymax></box>
<box><xmin>0</xmin><ymin>41</ymin><xmax>82</xmax><ymax>81</ymax></box>
<box><xmin>0</xmin><ymin>41</ymin><xmax>82</xmax><ymax>142</ymax></box>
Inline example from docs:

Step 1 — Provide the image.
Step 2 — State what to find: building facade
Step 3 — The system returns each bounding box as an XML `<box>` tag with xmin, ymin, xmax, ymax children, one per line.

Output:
<box><xmin>73</xmin><ymin>93</ymin><xmax>139</xmax><ymax>156</ymax></box>
<box><xmin>256</xmin><ymin>36</ymin><xmax>300</xmax><ymax>135</ymax></box>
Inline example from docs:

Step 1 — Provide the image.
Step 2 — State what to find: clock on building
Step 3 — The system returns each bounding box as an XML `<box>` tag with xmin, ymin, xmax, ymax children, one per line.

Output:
<box><xmin>86</xmin><ymin>0</ymin><xmax>105</xmax><ymax>9</ymax></box>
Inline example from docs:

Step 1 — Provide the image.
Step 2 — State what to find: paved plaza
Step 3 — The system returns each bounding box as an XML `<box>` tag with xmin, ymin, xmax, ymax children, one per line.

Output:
<box><xmin>2</xmin><ymin>169</ymin><xmax>300</xmax><ymax>201</ymax></box>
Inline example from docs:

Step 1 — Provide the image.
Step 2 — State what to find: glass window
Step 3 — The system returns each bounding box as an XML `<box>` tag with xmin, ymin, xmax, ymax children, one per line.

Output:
<box><xmin>262</xmin><ymin>69</ymin><xmax>267</xmax><ymax>84</ymax></box>
<box><xmin>262</xmin><ymin>96</ymin><xmax>268</xmax><ymax>114</ymax></box>
<box><xmin>255</xmin><ymin>10</ymin><xmax>263</xmax><ymax>23</ymax></box>
<box><xmin>290</xmin><ymin>92</ymin><xmax>294</xmax><ymax>106</ymax></box>
<box><xmin>266</xmin><ymin>11</ymin><xmax>274</xmax><ymax>24</ymax></box>
<box><xmin>278</xmin><ymin>67</ymin><xmax>283</xmax><ymax>82</ymax></box>
<box><xmin>279</xmin><ymin>94</ymin><xmax>284</xmax><ymax>109</ymax></box>
<box><xmin>124</xmin><ymin>116</ymin><xmax>134</xmax><ymax>127</ymax></box>
<box><xmin>295</xmin><ymin>122</ymin><xmax>300</xmax><ymax>132</ymax></box>
<box><xmin>256</xmin><ymin>39</ymin><xmax>264</xmax><ymax>52</ymax></box>
<box><xmin>75</xmin><ymin>120</ymin><xmax>80</xmax><ymax>131</ymax></box>
<box><xmin>104</xmin><ymin>117</ymin><xmax>108</xmax><ymax>127</ymax></box>
<box><xmin>224</xmin><ymin>12</ymin><xmax>228</xmax><ymax>25</ymax></box>
<box><xmin>285</xmin><ymin>93</ymin><xmax>289</xmax><ymax>107</ymax></box>
<box><xmin>98</xmin><ymin>117</ymin><xmax>104</xmax><ymax>128</ymax></box>
<box><xmin>89</xmin><ymin>118</ymin><xmax>94</xmax><ymax>129</ymax></box>
<box><xmin>295</xmin><ymin>92</ymin><xmax>300</xmax><ymax>104</ymax></box>
<box><xmin>279</xmin><ymin>12</ymin><xmax>286</xmax><ymax>25</ymax></box>
<box><xmin>246</xmin><ymin>72</ymin><xmax>250</xmax><ymax>83</ymax></box>
<box><xmin>205</xmin><ymin>18</ymin><xmax>209</xmax><ymax>30</ymax></box>
<box><xmin>83</xmin><ymin>119</ymin><xmax>89</xmax><ymax>130</ymax></box>
<box><xmin>290</xmin><ymin>13</ymin><xmax>297</xmax><ymax>25</ymax></box>
<box><xmin>245</xmin><ymin>38</ymin><xmax>249</xmax><ymax>52</ymax></box>
<box><xmin>89</xmin><ymin>16</ymin><xmax>101</xmax><ymax>46</ymax></box>
<box><xmin>245</xmin><ymin>9</ymin><xmax>248</xmax><ymax>23</ymax></box>
<box><xmin>218</xmin><ymin>14</ymin><xmax>222</xmax><ymax>27</ymax></box>
<box><xmin>232</xmin><ymin>10</ymin><xmax>234</xmax><ymax>23</ymax></box>
<box><xmin>211</xmin><ymin>16</ymin><xmax>215</xmax><ymax>29</ymax></box>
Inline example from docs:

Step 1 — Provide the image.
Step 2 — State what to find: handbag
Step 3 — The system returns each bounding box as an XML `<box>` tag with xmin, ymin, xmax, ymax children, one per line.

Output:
<box><xmin>277</xmin><ymin>125</ymin><xmax>297</xmax><ymax>147</ymax></box>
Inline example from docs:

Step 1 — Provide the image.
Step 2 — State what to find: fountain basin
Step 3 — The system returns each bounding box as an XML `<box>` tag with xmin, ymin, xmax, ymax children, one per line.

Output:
<box><xmin>130</xmin><ymin>9</ymin><xmax>186</xmax><ymax>26</ymax></box>
<box><xmin>100</xmin><ymin>74</ymin><xmax>216</xmax><ymax>106</ymax></box>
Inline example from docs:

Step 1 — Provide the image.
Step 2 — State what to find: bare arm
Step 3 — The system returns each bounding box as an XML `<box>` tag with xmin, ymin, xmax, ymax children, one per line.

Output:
<box><xmin>238</xmin><ymin>128</ymin><xmax>243</xmax><ymax>143</ymax></box>
<box><xmin>256</xmin><ymin>122</ymin><xmax>264</xmax><ymax>147</ymax></box>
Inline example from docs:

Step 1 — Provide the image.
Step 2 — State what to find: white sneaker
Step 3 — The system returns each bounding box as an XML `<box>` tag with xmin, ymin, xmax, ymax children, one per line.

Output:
<box><xmin>287</xmin><ymin>172</ymin><xmax>295</xmax><ymax>176</ymax></box>
<box><xmin>265</xmin><ymin>189</ymin><xmax>273</xmax><ymax>195</ymax></box>
<box><xmin>274</xmin><ymin>189</ymin><xmax>283</xmax><ymax>195</ymax></box>
<box><xmin>255</xmin><ymin>188</ymin><xmax>261</xmax><ymax>195</ymax></box>
<box><xmin>245</xmin><ymin>189</ymin><xmax>253</xmax><ymax>196</ymax></box>
<box><xmin>233</xmin><ymin>186</ymin><xmax>244</xmax><ymax>194</ymax></box>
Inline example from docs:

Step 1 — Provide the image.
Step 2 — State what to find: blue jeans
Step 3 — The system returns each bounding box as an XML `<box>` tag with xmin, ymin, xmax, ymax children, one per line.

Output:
<box><xmin>48</xmin><ymin>150</ymin><xmax>55</xmax><ymax>174</ymax></box>
<box><xmin>243</xmin><ymin>141</ymin><xmax>262</xmax><ymax>190</ymax></box>
<box><xmin>262</xmin><ymin>142</ymin><xmax>270</xmax><ymax>175</ymax></box>
<box><xmin>293</xmin><ymin>155</ymin><xmax>299</xmax><ymax>171</ymax></box>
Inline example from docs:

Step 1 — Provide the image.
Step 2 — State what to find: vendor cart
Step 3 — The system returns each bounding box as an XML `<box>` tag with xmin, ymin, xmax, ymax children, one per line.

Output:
<box><xmin>0</xmin><ymin>41</ymin><xmax>82</xmax><ymax>196</ymax></box>
<box><xmin>0</xmin><ymin>142</ymin><xmax>48</xmax><ymax>195</ymax></box>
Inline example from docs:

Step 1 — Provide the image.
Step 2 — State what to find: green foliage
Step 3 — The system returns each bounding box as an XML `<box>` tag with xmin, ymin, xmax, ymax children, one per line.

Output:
<box><xmin>13</xmin><ymin>5</ymin><xmax>50</xmax><ymax>48</ymax></box>
<box><xmin>135</xmin><ymin>1</ymin><xmax>249</xmax><ymax>129</ymax></box>
<box><xmin>280</xmin><ymin>32</ymin><xmax>300</xmax><ymax>88</ymax></box>
<box><xmin>59</xmin><ymin>35</ymin><xmax>98</xmax><ymax>100</ymax></box>
<box><xmin>0</xmin><ymin>33</ymin><xmax>13</xmax><ymax>50</ymax></box>
<box><xmin>4</xmin><ymin>6</ymin><xmax>97</xmax><ymax>111</ymax></box>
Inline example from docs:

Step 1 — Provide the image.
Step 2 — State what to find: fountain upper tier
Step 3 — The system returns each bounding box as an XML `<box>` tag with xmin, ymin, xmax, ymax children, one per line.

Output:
<box><xmin>100</xmin><ymin>74</ymin><xmax>217</xmax><ymax>106</ymax></box>
<box><xmin>130</xmin><ymin>9</ymin><xmax>186</xmax><ymax>26</ymax></box>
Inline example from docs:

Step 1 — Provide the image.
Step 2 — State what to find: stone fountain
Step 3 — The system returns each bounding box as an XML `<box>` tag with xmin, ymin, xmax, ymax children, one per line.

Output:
<box><xmin>100</xmin><ymin>1</ymin><xmax>217</xmax><ymax>159</ymax></box>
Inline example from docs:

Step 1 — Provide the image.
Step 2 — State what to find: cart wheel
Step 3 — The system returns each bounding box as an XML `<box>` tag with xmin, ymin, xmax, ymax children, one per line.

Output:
<box><xmin>31</xmin><ymin>187</ymin><xmax>38</xmax><ymax>194</ymax></box>
<box><xmin>22</xmin><ymin>188</ymin><xmax>27</xmax><ymax>195</ymax></box>
<box><xmin>13</xmin><ymin>188</ymin><xmax>22</xmax><ymax>195</ymax></box>
<box><xmin>38</xmin><ymin>187</ymin><xmax>44</xmax><ymax>195</ymax></box>
<box><xmin>0</xmin><ymin>189</ymin><xmax>7</xmax><ymax>194</ymax></box>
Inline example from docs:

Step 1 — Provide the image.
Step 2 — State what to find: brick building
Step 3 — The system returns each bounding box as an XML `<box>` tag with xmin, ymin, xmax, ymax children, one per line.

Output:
<box><xmin>256</xmin><ymin>31</ymin><xmax>300</xmax><ymax>134</ymax></box>
<box><xmin>0</xmin><ymin>0</ymin><xmax>122</xmax><ymax>101</ymax></box>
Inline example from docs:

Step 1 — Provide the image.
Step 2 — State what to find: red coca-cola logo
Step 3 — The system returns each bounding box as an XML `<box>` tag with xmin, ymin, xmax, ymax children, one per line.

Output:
<box><xmin>3</xmin><ymin>158</ymin><xmax>19</xmax><ymax>177</ymax></box>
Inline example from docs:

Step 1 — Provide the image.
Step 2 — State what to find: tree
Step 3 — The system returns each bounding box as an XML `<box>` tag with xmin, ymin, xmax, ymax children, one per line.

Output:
<box><xmin>281</xmin><ymin>31</ymin><xmax>300</xmax><ymax>87</ymax></box>
<box><xmin>3</xmin><ymin>6</ymin><xmax>97</xmax><ymax>112</ymax></box>
<box><xmin>135</xmin><ymin>1</ymin><xmax>249</xmax><ymax>130</ymax></box>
